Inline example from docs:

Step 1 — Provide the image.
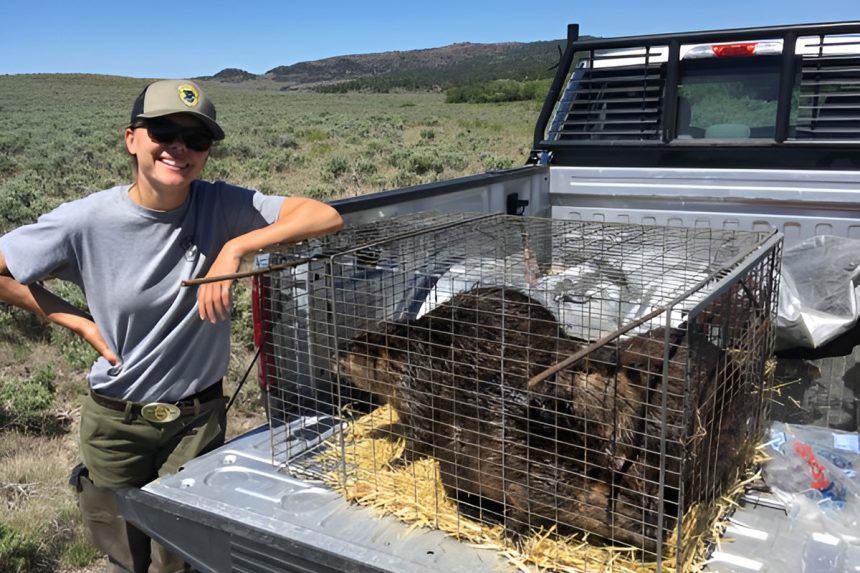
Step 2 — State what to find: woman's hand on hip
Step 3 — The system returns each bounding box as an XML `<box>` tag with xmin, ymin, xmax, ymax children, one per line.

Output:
<box><xmin>74</xmin><ymin>318</ymin><xmax>120</xmax><ymax>366</ymax></box>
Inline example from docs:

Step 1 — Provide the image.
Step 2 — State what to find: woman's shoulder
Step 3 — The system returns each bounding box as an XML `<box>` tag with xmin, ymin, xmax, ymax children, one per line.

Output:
<box><xmin>191</xmin><ymin>180</ymin><xmax>261</xmax><ymax>208</ymax></box>
<box><xmin>42</xmin><ymin>185</ymin><xmax>131</xmax><ymax>223</ymax></box>
<box><xmin>194</xmin><ymin>179</ymin><xmax>255</xmax><ymax>196</ymax></box>
<box><xmin>190</xmin><ymin>180</ymin><xmax>284</xmax><ymax>228</ymax></box>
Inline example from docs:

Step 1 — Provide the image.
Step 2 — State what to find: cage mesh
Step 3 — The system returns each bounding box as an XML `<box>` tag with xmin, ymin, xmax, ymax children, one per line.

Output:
<box><xmin>255</xmin><ymin>213</ymin><xmax>781</xmax><ymax>569</ymax></box>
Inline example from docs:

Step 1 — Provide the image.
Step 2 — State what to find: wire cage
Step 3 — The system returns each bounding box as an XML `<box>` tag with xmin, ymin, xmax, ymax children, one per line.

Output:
<box><xmin>255</xmin><ymin>213</ymin><xmax>782</xmax><ymax>569</ymax></box>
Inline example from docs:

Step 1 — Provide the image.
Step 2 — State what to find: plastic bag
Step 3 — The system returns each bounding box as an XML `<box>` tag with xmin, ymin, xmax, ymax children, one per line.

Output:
<box><xmin>777</xmin><ymin>235</ymin><xmax>860</xmax><ymax>350</ymax></box>
<box><xmin>764</xmin><ymin>425</ymin><xmax>860</xmax><ymax>530</ymax></box>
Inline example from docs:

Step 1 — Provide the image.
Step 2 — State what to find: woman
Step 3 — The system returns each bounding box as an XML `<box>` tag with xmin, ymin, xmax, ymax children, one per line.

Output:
<box><xmin>0</xmin><ymin>79</ymin><xmax>343</xmax><ymax>572</ymax></box>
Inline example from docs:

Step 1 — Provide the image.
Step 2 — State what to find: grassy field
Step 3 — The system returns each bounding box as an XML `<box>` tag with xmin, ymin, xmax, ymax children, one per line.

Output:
<box><xmin>0</xmin><ymin>75</ymin><xmax>540</xmax><ymax>232</ymax></box>
<box><xmin>0</xmin><ymin>74</ymin><xmax>538</xmax><ymax>572</ymax></box>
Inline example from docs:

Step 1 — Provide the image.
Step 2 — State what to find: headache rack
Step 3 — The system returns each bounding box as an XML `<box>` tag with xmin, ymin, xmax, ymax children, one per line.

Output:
<box><xmin>532</xmin><ymin>21</ymin><xmax>860</xmax><ymax>169</ymax></box>
<box><xmin>253</xmin><ymin>213</ymin><xmax>782</xmax><ymax>572</ymax></box>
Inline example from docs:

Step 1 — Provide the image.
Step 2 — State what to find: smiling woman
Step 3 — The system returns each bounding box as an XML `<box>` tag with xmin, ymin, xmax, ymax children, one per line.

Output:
<box><xmin>0</xmin><ymin>78</ymin><xmax>343</xmax><ymax>573</ymax></box>
<box><xmin>124</xmin><ymin>81</ymin><xmax>221</xmax><ymax>212</ymax></box>
<box><xmin>125</xmin><ymin>115</ymin><xmax>213</xmax><ymax>210</ymax></box>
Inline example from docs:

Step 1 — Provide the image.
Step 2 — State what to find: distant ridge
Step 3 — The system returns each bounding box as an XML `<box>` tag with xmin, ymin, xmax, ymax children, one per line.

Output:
<box><xmin>200</xmin><ymin>38</ymin><xmax>574</xmax><ymax>91</ymax></box>
<box><xmin>211</xmin><ymin>68</ymin><xmax>257</xmax><ymax>83</ymax></box>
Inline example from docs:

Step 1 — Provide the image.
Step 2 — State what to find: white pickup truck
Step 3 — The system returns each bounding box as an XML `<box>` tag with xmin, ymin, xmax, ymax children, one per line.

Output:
<box><xmin>117</xmin><ymin>21</ymin><xmax>860</xmax><ymax>573</ymax></box>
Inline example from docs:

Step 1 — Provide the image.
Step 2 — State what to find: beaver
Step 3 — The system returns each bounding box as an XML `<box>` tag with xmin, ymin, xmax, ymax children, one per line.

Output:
<box><xmin>339</xmin><ymin>286</ymin><xmax>730</xmax><ymax>553</ymax></box>
<box><xmin>507</xmin><ymin>325</ymin><xmax>734</xmax><ymax>552</ymax></box>
<box><xmin>601</xmin><ymin>326</ymin><xmax>733</xmax><ymax>550</ymax></box>
<box><xmin>339</xmin><ymin>286</ymin><xmax>583</xmax><ymax>454</ymax></box>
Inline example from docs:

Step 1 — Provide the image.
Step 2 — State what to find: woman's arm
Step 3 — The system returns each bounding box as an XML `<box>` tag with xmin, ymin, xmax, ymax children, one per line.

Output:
<box><xmin>197</xmin><ymin>197</ymin><xmax>343</xmax><ymax>323</ymax></box>
<box><xmin>0</xmin><ymin>250</ymin><xmax>119</xmax><ymax>364</ymax></box>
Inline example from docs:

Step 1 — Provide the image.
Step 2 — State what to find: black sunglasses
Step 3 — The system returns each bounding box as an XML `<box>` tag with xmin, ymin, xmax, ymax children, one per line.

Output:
<box><xmin>135</xmin><ymin>120</ymin><xmax>214</xmax><ymax>152</ymax></box>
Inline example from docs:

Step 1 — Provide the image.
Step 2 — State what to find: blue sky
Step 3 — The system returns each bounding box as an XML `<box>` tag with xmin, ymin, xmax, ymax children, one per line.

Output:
<box><xmin>1</xmin><ymin>0</ymin><xmax>858</xmax><ymax>78</ymax></box>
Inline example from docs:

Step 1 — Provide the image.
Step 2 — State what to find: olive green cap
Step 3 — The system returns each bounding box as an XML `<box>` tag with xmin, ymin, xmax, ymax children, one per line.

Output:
<box><xmin>130</xmin><ymin>79</ymin><xmax>225</xmax><ymax>140</ymax></box>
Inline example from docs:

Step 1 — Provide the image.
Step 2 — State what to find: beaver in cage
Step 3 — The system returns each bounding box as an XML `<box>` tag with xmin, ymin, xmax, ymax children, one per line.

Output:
<box><xmin>339</xmin><ymin>286</ymin><xmax>586</xmax><ymax>458</ymax></box>
<box><xmin>339</xmin><ymin>287</ymin><xmax>734</xmax><ymax>552</ymax></box>
<box><xmin>498</xmin><ymin>328</ymin><xmax>681</xmax><ymax>551</ymax></box>
<box><xmin>511</xmin><ymin>326</ymin><xmax>735</xmax><ymax>552</ymax></box>
<box><xmin>599</xmin><ymin>326</ymin><xmax>740</xmax><ymax>550</ymax></box>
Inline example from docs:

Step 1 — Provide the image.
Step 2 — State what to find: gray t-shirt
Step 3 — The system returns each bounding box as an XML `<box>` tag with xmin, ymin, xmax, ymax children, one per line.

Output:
<box><xmin>0</xmin><ymin>180</ymin><xmax>285</xmax><ymax>402</ymax></box>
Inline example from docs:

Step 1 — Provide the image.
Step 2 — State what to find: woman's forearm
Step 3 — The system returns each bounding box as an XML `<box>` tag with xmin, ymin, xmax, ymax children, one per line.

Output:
<box><xmin>195</xmin><ymin>197</ymin><xmax>343</xmax><ymax>323</ymax></box>
<box><xmin>226</xmin><ymin>196</ymin><xmax>343</xmax><ymax>259</ymax></box>
<box><xmin>0</xmin><ymin>274</ymin><xmax>93</xmax><ymax>331</ymax></box>
<box><xmin>1</xmin><ymin>252</ymin><xmax>118</xmax><ymax>363</ymax></box>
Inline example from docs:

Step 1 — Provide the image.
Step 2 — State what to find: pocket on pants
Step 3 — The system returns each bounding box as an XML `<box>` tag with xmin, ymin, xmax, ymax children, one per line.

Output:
<box><xmin>158</xmin><ymin>401</ymin><xmax>227</xmax><ymax>477</ymax></box>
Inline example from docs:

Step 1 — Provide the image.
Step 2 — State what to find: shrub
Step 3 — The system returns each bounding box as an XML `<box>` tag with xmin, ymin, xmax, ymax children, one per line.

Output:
<box><xmin>445</xmin><ymin>79</ymin><xmax>552</xmax><ymax>104</ymax></box>
<box><xmin>361</xmin><ymin>141</ymin><xmax>393</xmax><ymax>159</ymax></box>
<box><xmin>269</xmin><ymin>133</ymin><xmax>299</xmax><ymax>149</ymax></box>
<box><xmin>0</xmin><ymin>172</ymin><xmax>52</xmax><ymax>232</ymax></box>
<box><xmin>0</xmin><ymin>523</ymin><xmax>42</xmax><ymax>573</ymax></box>
<box><xmin>392</xmin><ymin>171</ymin><xmax>418</xmax><ymax>188</ymax></box>
<box><xmin>352</xmin><ymin>158</ymin><xmax>378</xmax><ymax>179</ymax></box>
<box><xmin>48</xmin><ymin>281</ymin><xmax>87</xmax><ymax>309</ymax></box>
<box><xmin>321</xmin><ymin>155</ymin><xmax>350</xmax><ymax>181</ymax></box>
<box><xmin>0</xmin><ymin>154</ymin><xmax>17</xmax><ymax>177</ymax></box>
<box><xmin>0</xmin><ymin>498</ymin><xmax>98</xmax><ymax>572</ymax></box>
<box><xmin>310</xmin><ymin>141</ymin><xmax>333</xmax><ymax>155</ymax></box>
<box><xmin>0</xmin><ymin>367</ymin><xmax>56</xmax><ymax>431</ymax></box>
<box><xmin>303</xmin><ymin>128</ymin><xmax>329</xmax><ymax>142</ymax></box>
<box><xmin>0</xmin><ymin>304</ymin><xmax>48</xmax><ymax>345</ymax></box>
<box><xmin>303</xmin><ymin>185</ymin><xmax>337</xmax><ymax>200</ymax></box>
<box><xmin>209</xmin><ymin>141</ymin><xmax>256</xmax><ymax>161</ymax></box>
<box><xmin>55</xmin><ymin>327</ymin><xmax>98</xmax><ymax>372</ymax></box>
<box><xmin>408</xmin><ymin>151</ymin><xmax>446</xmax><ymax>175</ymax></box>
<box><xmin>482</xmin><ymin>155</ymin><xmax>516</xmax><ymax>171</ymax></box>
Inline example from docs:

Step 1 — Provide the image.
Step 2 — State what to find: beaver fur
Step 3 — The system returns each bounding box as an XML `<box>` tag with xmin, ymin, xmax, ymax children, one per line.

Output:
<box><xmin>339</xmin><ymin>286</ymin><xmax>732</xmax><ymax>553</ymax></box>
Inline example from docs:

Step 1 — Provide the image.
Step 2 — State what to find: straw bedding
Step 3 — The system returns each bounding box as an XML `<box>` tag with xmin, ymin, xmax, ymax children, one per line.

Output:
<box><xmin>313</xmin><ymin>400</ymin><xmax>769</xmax><ymax>573</ymax></box>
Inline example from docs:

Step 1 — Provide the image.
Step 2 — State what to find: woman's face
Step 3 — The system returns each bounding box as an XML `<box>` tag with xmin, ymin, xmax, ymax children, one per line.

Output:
<box><xmin>125</xmin><ymin>113</ymin><xmax>211</xmax><ymax>194</ymax></box>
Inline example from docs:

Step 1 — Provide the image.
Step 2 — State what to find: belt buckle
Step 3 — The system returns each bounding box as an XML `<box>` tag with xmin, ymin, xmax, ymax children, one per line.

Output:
<box><xmin>141</xmin><ymin>402</ymin><xmax>181</xmax><ymax>423</ymax></box>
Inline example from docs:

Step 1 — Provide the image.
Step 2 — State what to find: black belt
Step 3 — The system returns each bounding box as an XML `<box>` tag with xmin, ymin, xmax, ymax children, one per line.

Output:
<box><xmin>90</xmin><ymin>380</ymin><xmax>224</xmax><ymax>417</ymax></box>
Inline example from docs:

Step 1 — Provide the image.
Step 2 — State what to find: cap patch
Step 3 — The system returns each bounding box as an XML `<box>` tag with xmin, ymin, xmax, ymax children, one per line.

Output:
<box><xmin>177</xmin><ymin>84</ymin><xmax>199</xmax><ymax>108</ymax></box>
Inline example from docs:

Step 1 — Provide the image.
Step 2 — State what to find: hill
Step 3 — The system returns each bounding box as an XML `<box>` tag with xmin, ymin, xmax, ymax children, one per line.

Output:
<box><xmin>201</xmin><ymin>39</ymin><xmax>570</xmax><ymax>92</ymax></box>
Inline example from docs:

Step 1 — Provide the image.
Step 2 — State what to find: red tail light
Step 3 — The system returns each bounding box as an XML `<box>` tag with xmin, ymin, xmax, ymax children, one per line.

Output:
<box><xmin>251</xmin><ymin>275</ymin><xmax>272</xmax><ymax>391</ymax></box>
<box><xmin>712</xmin><ymin>43</ymin><xmax>757</xmax><ymax>57</ymax></box>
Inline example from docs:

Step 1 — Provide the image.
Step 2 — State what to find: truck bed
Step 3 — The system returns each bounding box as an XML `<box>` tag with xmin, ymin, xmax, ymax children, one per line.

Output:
<box><xmin>118</xmin><ymin>165</ymin><xmax>859</xmax><ymax>572</ymax></box>
<box><xmin>119</xmin><ymin>413</ymin><xmax>859</xmax><ymax>573</ymax></box>
<box><xmin>120</xmin><ymin>424</ymin><xmax>515</xmax><ymax>573</ymax></box>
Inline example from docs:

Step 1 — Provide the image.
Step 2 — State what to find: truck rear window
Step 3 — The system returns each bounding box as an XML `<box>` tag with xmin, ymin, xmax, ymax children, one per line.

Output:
<box><xmin>677</xmin><ymin>57</ymin><xmax>789</xmax><ymax>139</ymax></box>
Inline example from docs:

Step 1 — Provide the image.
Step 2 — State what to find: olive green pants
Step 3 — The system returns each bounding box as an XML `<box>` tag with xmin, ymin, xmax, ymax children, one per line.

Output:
<box><xmin>77</xmin><ymin>393</ymin><xmax>227</xmax><ymax>573</ymax></box>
